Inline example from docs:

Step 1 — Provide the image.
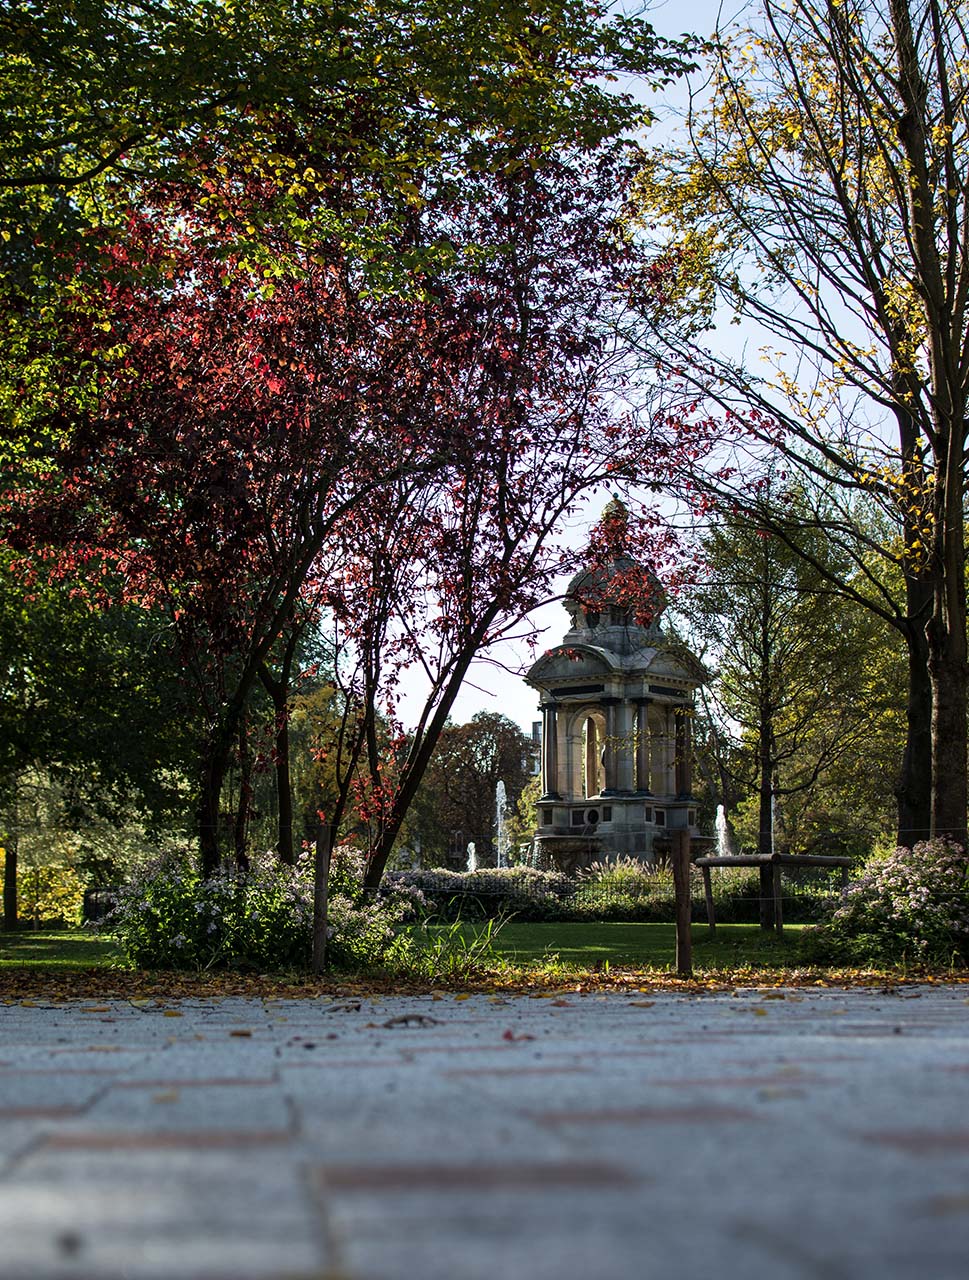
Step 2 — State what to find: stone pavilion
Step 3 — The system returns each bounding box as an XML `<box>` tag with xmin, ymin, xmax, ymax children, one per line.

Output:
<box><xmin>525</xmin><ymin>502</ymin><xmax>706</xmax><ymax>873</ymax></box>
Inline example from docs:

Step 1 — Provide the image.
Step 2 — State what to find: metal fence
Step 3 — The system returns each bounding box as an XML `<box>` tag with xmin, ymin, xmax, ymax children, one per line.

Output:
<box><xmin>394</xmin><ymin>870</ymin><xmax>843</xmax><ymax>924</ymax></box>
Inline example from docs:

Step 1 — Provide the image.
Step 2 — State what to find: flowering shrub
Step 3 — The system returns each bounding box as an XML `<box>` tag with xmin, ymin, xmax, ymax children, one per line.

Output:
<box><xmin>386</xmin><ymin>866</ymin><xmax>575</xmax><ymax>921</ymax></box>
<box><xmin>805</xmin><ymin>839</ymin><xmax>969</xmax><ymax>965</ymax></box>
<box><xmin>105</xmin><ymin>845</ymin><xmax>428</xmax><ymax>972</ymax></box>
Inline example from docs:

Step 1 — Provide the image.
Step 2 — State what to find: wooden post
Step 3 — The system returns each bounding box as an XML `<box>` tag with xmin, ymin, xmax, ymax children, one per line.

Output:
<box><xmin>702</xmin><ymin>864</ymin><xmax>716</xmax><ymax>935</ymax></box>
<box><xmin>672</xmin><ymin>827</ymin><xmax>693</xmax><ymax>978</ymax></box>
<box><xmin>772</xmin><ymin>860</ymin><xmax>784</xmax><ymax>937</ymax></box>
<box><xmin>312</xmin><ymin>823</ymin><xmax>332</xmax><ymax>975</ymax></box>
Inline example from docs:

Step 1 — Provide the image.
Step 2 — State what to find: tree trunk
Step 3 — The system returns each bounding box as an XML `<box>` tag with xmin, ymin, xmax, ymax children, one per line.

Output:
<box><xmin>757</xmin><ymin>701</ymin><xmax>774</xmax><ymax>930</ymax></box>
<box><xmin>233</xmin><ymin>715</ymin><xmax>252</xmax><ymax>871</ymax></box>
<box><xmin>362</xmin><ymin>650</ymin><xmax>482</xmax><ymax>890</ymax></box>
<box><xmin>927</xmin><ymin>611</ymin><xmax>968</xmax><ymax>849</ymax></box>
<box><xmin>2</xmin><ymin>784</ymin><xmax>17</xmax><ymax>931</ymax></box>
<box><xmin>198</xmin><ymin>745</ymin><xmax>232</xmax><ymax>878</ymax></box>
<box><xmin>896</xmin><ymin>618</ymin><xmax>933</xmax><ymax>847</ymax></box>
<box><xmin>274</xmin><ymin>705</ymin><xmax>295</xmax><ymax>865</ymax></box>
<box><xmin>259</xmin><ymin>644</ymin><xmax>297</xmax><ymax>866</ymax></box>
<box><xmin>672</xmin><ymin>827</ymin><xmax>693</xmax><ymax>978</ymax></box>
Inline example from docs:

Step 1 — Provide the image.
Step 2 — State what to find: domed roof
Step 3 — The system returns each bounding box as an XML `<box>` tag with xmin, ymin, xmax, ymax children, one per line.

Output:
<box><xmin>565</xmin><ymin>498</ymin><xmax>667</xmax><ymax>635</ymax></box>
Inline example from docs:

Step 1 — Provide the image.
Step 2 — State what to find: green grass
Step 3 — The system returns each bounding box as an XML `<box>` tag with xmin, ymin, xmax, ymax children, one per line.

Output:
<box><xmin>464</xmin><ymin>921</ymin><xmax>807</xmax><ymax>970</ymax></box>
<box><xmin>0</xmin><ymin>930</ymin><xmax>120</xmax><ymax>970</ymax></box>
<box><xmin>1</xmin><ymin>922</ymin><xmax>805</xmax><ymax>975</ymax></box>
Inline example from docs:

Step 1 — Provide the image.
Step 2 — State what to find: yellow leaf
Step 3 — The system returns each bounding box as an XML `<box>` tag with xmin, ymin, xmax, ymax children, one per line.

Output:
<box><xmin>162</xmin><ymin>1009</ymin><xmax>183</xmax><ymax>1018</ymax></box>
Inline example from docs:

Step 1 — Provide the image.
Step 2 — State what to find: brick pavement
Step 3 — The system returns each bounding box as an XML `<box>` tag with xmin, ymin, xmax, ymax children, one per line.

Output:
<box><xmin>0</xmin><ymin>986</ymin><xmax>967</xmax><ymax>1279</ymax></box>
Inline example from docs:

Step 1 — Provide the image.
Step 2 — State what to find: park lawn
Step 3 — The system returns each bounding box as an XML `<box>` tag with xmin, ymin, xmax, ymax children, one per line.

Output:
<box><xmin>470</xmin><ymin>921</ymin><xmax>807</xmax><ymax>970</ymax></box>
<box><xmin>1</xmin><ymin>924</ymin><xmax>806</xmax><ymax>975</ymax></box>
<box><xmin>0</xmin><ymin>930</ymin><xmax>121</xmax><ymax>970</ymax></box>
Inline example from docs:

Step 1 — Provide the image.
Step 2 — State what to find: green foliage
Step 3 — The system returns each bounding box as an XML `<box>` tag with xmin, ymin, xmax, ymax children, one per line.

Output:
<box><xmin>106</xmin><ymin>847</ymin><xmax>313</xmax><ymax>970</ymax></box>
<box><xmin>405</xmin><ymin>713</ymin><xmax>536</xmax><ymax>865</ymax></box>
<box><xmin>389</xmin><ymin>918</ymin><xmax>505</xmax><ymax>982</ymax></box>
<box><xmin>387</xmin><ymin>866</ymin><xmax>574</xmax><ymax>921</ymax></box>
<box><xmin>0</xmin><ymin>560</ymin><xmax>197</xmax><ymax>818</ymax></box>
<box><xmin>805</xmin><ymin>839</ymin><xmax>969</xmax><ymax>965</ymax></box>
<box><xmin>579</xmin><ymin>856</ymin><xmax>670</xmax><ymax>897</ymax></box>
<box><xmin>0</xmin><ymin>851</ymin><xmax>84</xmax><ymax>925</ymax></box>
<box><xmin>687</xmin><ymin>509</ymin><xmax>903</xmax><ymax>858</ymax></box>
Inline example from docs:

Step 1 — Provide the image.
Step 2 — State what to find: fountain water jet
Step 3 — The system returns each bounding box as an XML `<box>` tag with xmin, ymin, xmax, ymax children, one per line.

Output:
<box><xmin>495</xmin><ymin>780</ymin><xmax>509</xmax><ymax>868</ymax></box>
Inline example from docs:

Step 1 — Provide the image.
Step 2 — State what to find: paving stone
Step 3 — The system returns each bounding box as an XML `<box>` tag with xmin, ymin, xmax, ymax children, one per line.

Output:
<box><xmin>0</xmin><ymin>986</ymin><xmax>967</xmax><ymax>1278</ymax></box>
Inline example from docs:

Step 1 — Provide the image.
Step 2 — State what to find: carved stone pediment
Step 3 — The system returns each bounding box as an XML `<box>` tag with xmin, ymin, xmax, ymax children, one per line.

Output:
<box><xmin>525</xmin><ymin>644</ymin><xmax>617</xmax><ymax>686</ymax></box>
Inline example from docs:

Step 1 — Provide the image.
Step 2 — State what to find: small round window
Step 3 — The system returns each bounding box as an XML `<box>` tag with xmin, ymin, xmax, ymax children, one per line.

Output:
<box><xmin>586</xmin><ymin>808</ymin><xmax>600</xmax><ymax>825</ymax></box>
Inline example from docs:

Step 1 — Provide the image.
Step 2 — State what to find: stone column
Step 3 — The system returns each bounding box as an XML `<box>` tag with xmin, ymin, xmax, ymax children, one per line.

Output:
<box><xmin>541</xmin><ymin>703</ymin><xmax>561</xmax><ymax>799</ymax></box>
<box><xmin>615</xmin><ymin>701</ymin><xmax>635</xmax><ymax>792</ymax></box>
<box><xmin>601</xmin><ymin>698</ymin><xmax>619</xmax><ymax>794</ymax></box>
<box><xmin>584</xmin><ymin>717</ymin><xmax>598</xmax><ymax>798</ymax></box>
<box><xmin>634</xmin><ymin>699</ymin><xmax>652</xmax><ymax>793</ymax></box>
<box><xmin>674</xmin><ymin>706</ymin><xmax>695</xmax><ymax>797</ymax></box>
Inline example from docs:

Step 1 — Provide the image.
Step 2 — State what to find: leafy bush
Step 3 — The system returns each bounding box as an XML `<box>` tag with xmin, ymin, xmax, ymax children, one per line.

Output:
<box><xmin>804</xmin><ymin>839</ymin><xmax>969</xmax><ymax>965</ymax></box>
<box><xmin>105</xmin><ymin>845</ymin><xmax>429</xmax><ymax>971</ymax></box>
<box><xmin>386</xmin><ymin>866</ymin><xmax>574</xmax><ymax>922</ymax></box>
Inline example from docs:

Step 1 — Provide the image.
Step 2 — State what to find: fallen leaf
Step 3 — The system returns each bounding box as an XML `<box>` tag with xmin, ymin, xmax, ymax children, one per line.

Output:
<box><xmin>162</xmin><ymin>1010</ymin><xmax>183</xmax><ymax>1018</ymax></box>
<box><xmin>502</xmin><ymin>1029</ymin><xmax>535</xmax><ymax>1042</ymax></box>
<box><xmin>229</xmin><ymin>1029</ymin><xmax>252</xmax><ymax>1038</ymax></box>
<box><xmin>454</xmin><ymin>993</ymin><xmax>472</xmax><ymax>1002</ymax></box>
<box><xmin>382</xmin><ymin>1014</ymin><xmax>441</xmax><ymax>1029</ymax></box>
<box><xmin>629</xmin><ymin>1001</ymin><xmax>655</xmax><ymax>1008</ymax></box>
<box><xmin>152</xmin><ymin>1090</ymin><xmax>180</xmax><ymax>1103</ymax></box>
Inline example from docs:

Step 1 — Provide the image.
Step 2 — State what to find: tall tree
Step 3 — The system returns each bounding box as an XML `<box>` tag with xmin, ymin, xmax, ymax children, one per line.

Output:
<box><xmin>308</xmin><ymin>148</ymin><xmax>686</xmax><ymax>889</ymax></box>
<box><xmin>688</xmin><ymin>512</ymin><xmax>902</xmax><ymax>872</ymax></box>
<box><xmin>3</xmin><ymin>163</ymin><xmax>466</xmax><ymax>874</ymax></box>
<box><xmin>408</xmin><ymin>713</ymin><xmax>533</xmax><ymax>866</ymax></box>
<box><xmin>0</xmin><ymin>558</ymin><xmax>195</xmax><ymax>925</ymax></box>
<box><xmin>631</xmin><ymin>0</ymin><xmax>969</xmax><ymax>847</ymax></box>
